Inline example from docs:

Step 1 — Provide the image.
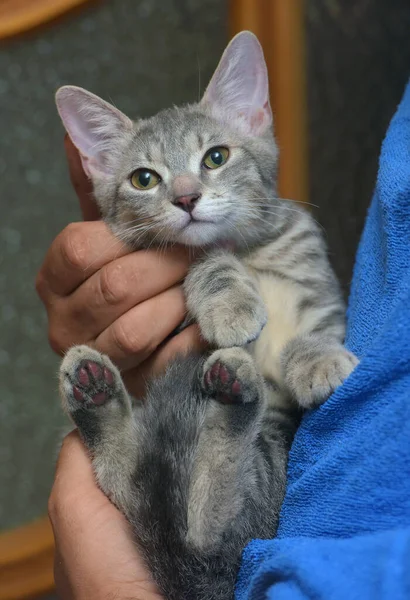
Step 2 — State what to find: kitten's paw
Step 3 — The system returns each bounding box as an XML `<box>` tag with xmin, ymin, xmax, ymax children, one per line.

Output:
<box><xmin>286</xmin><ymin>347</ymin><xmax>359</xmax><ymax>409</ymax></box>
<box><xmin>200</xmin><ymin>297</ymin><xmax>268</xmax><ymax>348</ymax></box>
<box><xmin>59</xmin><ymin>345</ymin><xmax>128</xmax><ymax>415</ymax></box>
<box><xmin>202</xmin><ymin>348</ymin><xmax>263</xmax><ymax>405</ymax></box>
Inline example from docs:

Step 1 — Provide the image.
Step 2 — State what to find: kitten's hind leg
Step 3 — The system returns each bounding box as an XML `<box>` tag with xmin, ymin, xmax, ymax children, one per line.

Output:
<box><xmin>281</xmin><ymin>334</ymin><xmax>359</xmax><ymax>409</ymax></box>
<box><xmin>187</xmin><ymin>348</ymin><xmax>266</xmax><ymax>550</ymax></box>
<box><xmin>59</xmin><ymin>345</ymin><xmax>138</xmax><ymax>515</ymax></box>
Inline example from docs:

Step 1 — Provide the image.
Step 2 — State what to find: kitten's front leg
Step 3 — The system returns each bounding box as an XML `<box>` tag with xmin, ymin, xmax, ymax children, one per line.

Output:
<box><xmin>59</xmin><ymin>345</ymin><xmax>139</xmax><ymax>517</ymax></box>
<box><xmin>281</xmin><ymin>334</ymin><xmax>359</xmax><ymax>409</ymax></box>
<box><xmin>184</xmin><ymin>250</ymin><xmax>267</xmax><ymax>347</ymax></box>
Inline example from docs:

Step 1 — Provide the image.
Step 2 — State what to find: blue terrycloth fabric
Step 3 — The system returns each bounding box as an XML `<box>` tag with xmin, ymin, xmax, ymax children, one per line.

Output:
<box><xmin>236</xmin><ymin>79</ymin><xmax>410</xmax><ymax>600</ymax></box>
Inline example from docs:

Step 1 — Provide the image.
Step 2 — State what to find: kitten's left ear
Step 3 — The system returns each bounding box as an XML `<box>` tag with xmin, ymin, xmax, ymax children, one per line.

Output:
<box><xmin>201</xmin><ymin>31</ymin><xmax>272</xmax><ymax>136</ymax></box>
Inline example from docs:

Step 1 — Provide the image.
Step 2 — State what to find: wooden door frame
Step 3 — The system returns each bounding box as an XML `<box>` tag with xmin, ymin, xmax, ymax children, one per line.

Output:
<box><xmin>0</xmin><ymin>2</ymin><xmax>308</xmax><ymax>598</ymax></box>
<box><xmin>0</xmin><ymin>0</ymin><xmax>94</xmax><ymax>40</ymax></box>
<box><xmin>230</xmin><ymin>0</ymin><xmax>309</xmax><ymax>204</ymax></box>
<box><xmin>0</xmin><ymin>517</ymin><xmax>54</xmax><ymax>599</ymax></box>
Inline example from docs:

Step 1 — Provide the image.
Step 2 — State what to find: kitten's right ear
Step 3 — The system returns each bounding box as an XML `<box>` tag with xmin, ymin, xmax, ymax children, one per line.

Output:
<box><xmin>55</xmin><ymin>86</ymin><xmax>133</xmax><ymax>179</ymax></box>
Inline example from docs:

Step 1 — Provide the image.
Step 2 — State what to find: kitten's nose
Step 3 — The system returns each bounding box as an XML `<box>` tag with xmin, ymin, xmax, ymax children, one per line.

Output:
<box><xmin>173</xmin><ymin>193</ymin><xmax>201</xmax><ymax>213</ymax></box>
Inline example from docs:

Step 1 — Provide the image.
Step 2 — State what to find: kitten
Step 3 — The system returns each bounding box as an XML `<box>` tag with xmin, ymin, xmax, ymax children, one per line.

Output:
<box><xmin>56</xmin><ymin>31</ymin><xmax>358</xmax><ymax>599</ymax></box>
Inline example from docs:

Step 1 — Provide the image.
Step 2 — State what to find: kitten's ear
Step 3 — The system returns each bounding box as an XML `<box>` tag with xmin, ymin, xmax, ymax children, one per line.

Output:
<box><xmin>55</xmin><ymin>85</ymin><xmax>133</xmax><ymax>178</ymax></box>
<box><xmin>201</xmin><ymin>31</ymin><xmax>272</xmax><ymax>136</ymax></box>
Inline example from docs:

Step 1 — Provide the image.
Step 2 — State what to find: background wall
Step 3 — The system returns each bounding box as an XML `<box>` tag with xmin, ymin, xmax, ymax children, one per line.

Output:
<box><xmin>0</xmin><ymin>0</ymin><xmax>227</xmax><ymax>531</ymax></box>
<box><xmin>306</xmin><ymin>0</ymin><xmax>410</xmax><ymax>293</ymax></box>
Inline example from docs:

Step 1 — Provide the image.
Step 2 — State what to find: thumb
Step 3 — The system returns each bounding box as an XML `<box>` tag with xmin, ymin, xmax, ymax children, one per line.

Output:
<box><xmin>64</xmin><ymin>135</ymin><xmax>101</xmax><ymax>221</ymax></box>
<box><xmin>49</xmin><ymin>431</ymin><xmax>162</xmax><ymax>599</ymax></box>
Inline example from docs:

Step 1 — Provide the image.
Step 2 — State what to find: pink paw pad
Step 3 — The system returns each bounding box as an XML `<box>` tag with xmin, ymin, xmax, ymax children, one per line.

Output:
<box><xmin>232</xmin><ymin>379</ymin><xmax>241</xmax><ymax>395</ymax></box>
<box><xmin>103</xmin><ymin>367</ymin><xmax>114</xmax><ymax>385</ymax></box>
<box><xmin>73</xmin><ymin>386</ymin><xmax>85</xmax><ymax>402</ymax></box>
<box><xmin>210</xmin><ymin>361</ymin><xmax>221</xmax><ymax>380</ymax></box>
<box><xmin>78</xmin><ymin>367</ymin><xmax>89</xmax><ymax>387</ymax></box>
<box><xmin>219</xmin><ymin>365</ymin><xmax>229</xmax><ymax>384</ymax></box>
<box><xmin>91</xmin><ymin>392</ymin><xmax>107</xmax><ymax>406</ymax></box>
<box><xmin>204</xmin><ymin>360</ymin><xmax>243</xmax><ymax>404</ymax></box>
<box><xmin>72</xmin><ymin>359</ymin><xmax>115</xmax><ymax>406</ymax></box>
<box><xmin>85</xmin><ymin>360</ymin><xmax>102</xmax><ymax>381</ymax></box>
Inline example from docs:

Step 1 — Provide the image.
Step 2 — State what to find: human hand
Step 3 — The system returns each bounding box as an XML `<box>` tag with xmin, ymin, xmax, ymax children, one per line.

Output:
<box><xmin>36</xmin><ymin>137</ymin><xmax>205</xmax><ymax>397</ymax></box>
<box><xmin>49</xmin><ymin>431</ymin><xmax>164</xmax><ymax>600</ymax></box>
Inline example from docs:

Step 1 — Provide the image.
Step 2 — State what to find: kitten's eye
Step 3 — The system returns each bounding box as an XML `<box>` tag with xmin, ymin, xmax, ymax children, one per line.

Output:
<box><xmin>130</xmin><ymin>169</ymin><xmax>161</xmax><ymax>190</ymax></box>
<box><xmin>203</xmin><ymin>147</ymin><xmax>229</xmax><ymax>170</ymax></box>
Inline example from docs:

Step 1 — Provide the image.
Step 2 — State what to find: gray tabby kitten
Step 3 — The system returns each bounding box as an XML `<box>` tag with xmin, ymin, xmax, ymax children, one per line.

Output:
<box><xmin>56</xmin><ymin>32</ymin><xmax>358</xmax><ymax>599</ymax></box>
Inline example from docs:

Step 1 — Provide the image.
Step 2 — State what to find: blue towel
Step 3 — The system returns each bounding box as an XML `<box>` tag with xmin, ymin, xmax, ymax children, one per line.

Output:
<box><xmin>236</xmin><ymin>79</ymin><xmax>410</xmax><ymax>600</ymax></box>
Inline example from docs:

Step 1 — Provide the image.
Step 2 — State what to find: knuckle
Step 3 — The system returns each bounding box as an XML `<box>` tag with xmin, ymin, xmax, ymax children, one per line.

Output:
<box><xmin>99</xmin><ymin>262</ymin><xmax>128</xmax><ymax>307</ymax></box>
<box><xmin>48</xmin><ymin>484</ymin><xmax>64</xmax><ymax>523</ymax></box>
<box><xmin>48</xmin><ymin>485</ymin><xmax>75</xmax><ymax>524</ymax></box>
<box><xmin>48</xmin><ymin>485</ymin><xmax>65</xmax><ymax>523</ymax></box>
<box><xmin>111</xmin><ymin>320</ymin><xmax>146</xmax><ymax>357</ymax></box>
<box><xmin>60</xmin><ymin>223</ymin><xmax>89</xmax><ymax>271</ymax></box>
<box><xmin>48</xmin><ymin>322</ymin><xmax>69</xmax><ymax>355</ymax></box>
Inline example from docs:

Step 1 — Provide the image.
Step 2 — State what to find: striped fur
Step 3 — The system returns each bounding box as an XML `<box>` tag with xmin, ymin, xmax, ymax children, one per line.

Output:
<box><xmin>56</xmin><ymin>31</ymin><xmax>358</xmax><ymax>599</ymax></box>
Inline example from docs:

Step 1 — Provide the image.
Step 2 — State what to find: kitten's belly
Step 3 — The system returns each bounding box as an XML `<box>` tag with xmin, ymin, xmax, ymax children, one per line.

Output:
<box><xmin>251</xmin><ymin>272</ymin><xmax>300</xmax><ymax>385</ymax></box>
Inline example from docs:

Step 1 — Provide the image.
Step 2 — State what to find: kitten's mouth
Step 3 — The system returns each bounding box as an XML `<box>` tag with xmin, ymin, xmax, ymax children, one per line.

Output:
<box><xmin>174</xmin><ymin>213</ymin><xmax>227</xmax><ymax>247</ymax></box>
<box><xmin>182</xmin><ymin>216</ymin><xmax>215</xmax><ymax>228</ymax></box>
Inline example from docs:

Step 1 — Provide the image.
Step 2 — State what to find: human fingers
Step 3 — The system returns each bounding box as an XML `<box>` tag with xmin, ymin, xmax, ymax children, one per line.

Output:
<box><xmin>94</xmin><ymin>285</ymin><xmax>187</xmax><ymax>371</ymax></box>
<box><xmin>49</xmin><ymin>246</ymin><xmax>192</xmax><ymax>349</ymax></box>
<box><xmin>36</xmin><ymin>221</ymin><xmax>131</xmax><ymax>302</ymax></box>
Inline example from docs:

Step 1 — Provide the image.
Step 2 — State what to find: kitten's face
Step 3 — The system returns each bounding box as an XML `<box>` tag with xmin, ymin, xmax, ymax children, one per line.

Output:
<box><xmin>56</xmin><ymin>31</ymin><xmax>277</xmax><ymax>248</ymax></box>
<box><xmin>104</xmin><ymin>107</ymin><xmax>276</xmax><ymax>248</ymax></box>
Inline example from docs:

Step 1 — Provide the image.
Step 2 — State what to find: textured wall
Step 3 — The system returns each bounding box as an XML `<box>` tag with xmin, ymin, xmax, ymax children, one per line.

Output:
<box><xmin>0</xmin><ymin>0</ymin><xmax>227</xmax><ymax>530</ymax></box>
<box><xmin>306</xmin><ymin>0</ymin><xmax>410</xmax><ymax>292</ymax></box>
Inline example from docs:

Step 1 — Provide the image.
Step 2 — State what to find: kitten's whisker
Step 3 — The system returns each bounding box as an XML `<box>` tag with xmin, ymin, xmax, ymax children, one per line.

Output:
<box><xmin>242</xmin><ymin>196</ymin><xmax>320</xmax><ymax>209</ymax></box>
<box><xmin>145</xmin><ymin>225</ymin><xmax>168</xmax><ymax>252</ymax></box>
<box><xmin>222</xmin><ymin>216</ymin><xmax>250</xmax><ymax>253</ymax></box>
<box><xmin>158</xmin><ymin>233</ymin><xmax>172</xmax><ymax>260</ymax></box>
<box><xmin>247</xmin><ymin>195</ymin><xmax>318</xmax><ymax>207</ymax></box>
<box><xmin>250</xmin><ymin>203</ymin><xmax>304</xmax><ymax>216</ymax></box>
<box><xmin>245</xmin><ymin>207</ymin><xmax>326</xmax><ymax>235</ymax></box>
<box><xmin>197</xmin><ymin>53</ymin><xmax>202</xmax><ymax>103</ymax></box>
<box><xmin>120</xmin><ymin>214</ymin><xmax>160</xmax><ymax>227</ymax></box>
<box><xmin>114</xmin><ymin>221</ymin><xmax>159</xmax><ymax>250</ymax></box>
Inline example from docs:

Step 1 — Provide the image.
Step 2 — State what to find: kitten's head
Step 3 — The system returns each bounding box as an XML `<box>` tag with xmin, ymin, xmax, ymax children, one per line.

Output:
<box><xmin>56</xmin><ymin>31</ymin><xmax>278</xmax><ymax>248</ymax></box>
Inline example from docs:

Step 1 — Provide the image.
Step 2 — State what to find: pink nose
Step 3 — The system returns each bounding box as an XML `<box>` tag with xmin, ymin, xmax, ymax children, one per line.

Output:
<box><xmin>173</xmin><ymin>193</ymin><xmax>201</xmax><ymax>213</ymax></box>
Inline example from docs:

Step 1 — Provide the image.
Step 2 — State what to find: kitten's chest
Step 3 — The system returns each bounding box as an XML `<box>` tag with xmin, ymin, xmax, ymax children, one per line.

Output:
<box><xmin>247</xmin><ymin>268</ymin><xmax>300</xmax><ymax>382</ymax></box>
